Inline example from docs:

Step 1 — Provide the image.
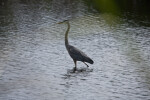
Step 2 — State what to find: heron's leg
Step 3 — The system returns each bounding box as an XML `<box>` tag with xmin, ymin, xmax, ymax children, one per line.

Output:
<box><xmin>83</xmin><ymin>62</ymin><xmax>89</xmax><ymax>67</ymax></box>
<box><xmin>73</xmin><ymin>60</ymin><xmax>77</xmax><ymax>72</ymax></box>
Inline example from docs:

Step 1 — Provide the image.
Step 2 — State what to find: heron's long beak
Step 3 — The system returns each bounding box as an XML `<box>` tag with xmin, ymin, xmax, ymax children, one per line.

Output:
<box><xmin>57</xmin><ymin>22</ymin><xmax>64</xmax><ymax>24</ymax></box>
<box><xmin>57</xmin><ymin>22</ymin><xmax>62</xmax><ymax>24</ymax></box>
<box><xmin>57</xmin><ymin>20</ymin><xmax>68</xmax><ymax>24</ymax></box>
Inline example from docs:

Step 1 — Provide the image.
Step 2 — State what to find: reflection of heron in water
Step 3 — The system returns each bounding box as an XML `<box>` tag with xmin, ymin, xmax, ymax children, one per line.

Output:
<box><xmin>58</xmin><ymin>20</ymin><xmax>94</xmax><ymax>72</ymax></box>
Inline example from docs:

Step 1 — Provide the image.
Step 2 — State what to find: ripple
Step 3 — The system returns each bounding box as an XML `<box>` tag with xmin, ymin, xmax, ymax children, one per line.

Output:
<box><xmin>0</xmin><ymin>0</ymin><xmax>150</xmax><ymax>100</ymax></box>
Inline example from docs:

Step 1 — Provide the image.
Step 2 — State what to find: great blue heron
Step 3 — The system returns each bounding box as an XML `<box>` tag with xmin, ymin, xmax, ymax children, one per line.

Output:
<box><xmin>58</xmin><ymin>20</ymin><xmax>94</xmax><ymax>72</ymax></box>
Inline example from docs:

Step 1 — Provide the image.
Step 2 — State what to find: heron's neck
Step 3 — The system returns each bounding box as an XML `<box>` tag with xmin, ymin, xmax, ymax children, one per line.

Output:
<box><xmin>65</xmin><ymin>21</ymin><xmax>70</xmax><ymax>47</ymax></box>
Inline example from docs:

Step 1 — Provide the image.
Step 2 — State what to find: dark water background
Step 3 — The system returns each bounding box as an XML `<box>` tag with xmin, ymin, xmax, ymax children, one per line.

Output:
<box><xmin>0</xmin><ymin>0</ymin><xmax>150</xmax><ymax>100</ymax></box>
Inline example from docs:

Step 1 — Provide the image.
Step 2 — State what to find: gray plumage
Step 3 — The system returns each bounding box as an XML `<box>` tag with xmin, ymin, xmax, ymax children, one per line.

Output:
<box><xmin>59</xmin><ymin>20</ymin><xmax>94</xmax><ymax>72</ymax></box>
<box><xmin>67</xmin><ymin>45</ymin><xmax>94</xmax><ymax>64</ymax></box>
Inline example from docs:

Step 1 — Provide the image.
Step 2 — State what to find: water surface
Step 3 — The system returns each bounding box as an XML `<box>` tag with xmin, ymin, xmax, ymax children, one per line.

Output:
<box><xmin>0</xmin><ymin>0</ymin><xmax>150</xmax><ymax>100</ymax></box>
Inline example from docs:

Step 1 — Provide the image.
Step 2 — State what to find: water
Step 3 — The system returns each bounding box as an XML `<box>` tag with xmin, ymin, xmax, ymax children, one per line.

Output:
<box><xmin>0</xmin><ymin>0</ymin><xmax>150</xmax><ymax>100</ymax></box>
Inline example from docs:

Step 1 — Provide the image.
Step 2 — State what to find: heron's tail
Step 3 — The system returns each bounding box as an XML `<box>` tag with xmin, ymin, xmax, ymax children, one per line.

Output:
<box><xmin>85</xmin><ymin>57</ymin><xmax>94</xmax><ymax>64</ymax></box>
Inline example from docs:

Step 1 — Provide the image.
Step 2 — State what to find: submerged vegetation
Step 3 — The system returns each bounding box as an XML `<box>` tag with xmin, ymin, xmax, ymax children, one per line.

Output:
<box><xmin>84</xmin><ymin>0</ymin><xmax>150</xmax><ymax>26</ymax></box>
<box><xmin>84</xmin><ymin>0</ymin><xmax>150</xmax><ymax>13</ymax></box>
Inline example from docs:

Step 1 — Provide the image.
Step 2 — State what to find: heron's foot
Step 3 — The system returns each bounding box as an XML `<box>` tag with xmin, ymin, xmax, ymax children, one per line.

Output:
<box><xmin>73</xmin><ymin>67</ymin><xmax>77</xmax><ymax>73</ymax></box>
<box><xmin>87</xmin><ymin>65</ymin><xmax>89</xmax><ymax>68</ymax></box>
<box><xmin>83</xmin><ymin>62</ymin><xmax>89</xmax><ymax>68</ymax></box>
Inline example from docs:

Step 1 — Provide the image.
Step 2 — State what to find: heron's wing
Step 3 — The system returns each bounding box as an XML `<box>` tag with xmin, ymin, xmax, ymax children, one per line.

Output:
<box><xmin>68</xmin><ymin>45</ymin><xmax>91</xmax><ymax>62</ymax></box>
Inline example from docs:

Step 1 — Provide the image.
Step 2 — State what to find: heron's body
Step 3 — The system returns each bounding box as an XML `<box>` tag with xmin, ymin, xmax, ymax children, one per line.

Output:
<box><xmin>62</xmin><ymin>20</ymin><xmax>93</xmax><ymax>72</ymax></box>
<box><xmin>66</xmin><ymin>45</ymin><xmax>94</xmax><ymax>64</ymax></box>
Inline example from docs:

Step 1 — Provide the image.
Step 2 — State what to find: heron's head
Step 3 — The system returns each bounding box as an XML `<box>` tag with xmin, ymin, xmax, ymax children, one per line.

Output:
<box><xmin>57</xmin><ymin>20</ymin><xmax>69</xmax><ymax>24</ymax></box>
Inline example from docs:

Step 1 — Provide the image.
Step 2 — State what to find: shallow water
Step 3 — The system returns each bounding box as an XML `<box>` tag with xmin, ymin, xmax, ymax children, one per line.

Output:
<box><xmin>0</xmin><ymin>0</ymin><xmax>150</xmax><ymax>100</ymax></box>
